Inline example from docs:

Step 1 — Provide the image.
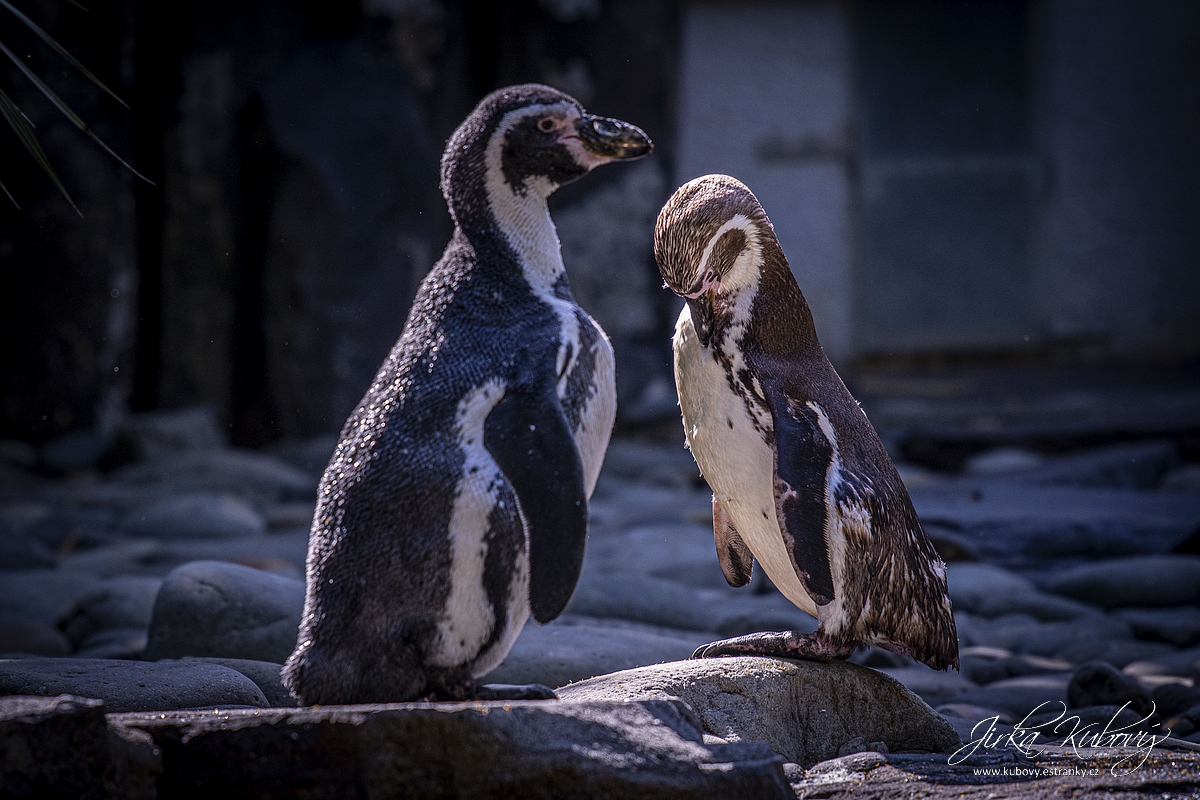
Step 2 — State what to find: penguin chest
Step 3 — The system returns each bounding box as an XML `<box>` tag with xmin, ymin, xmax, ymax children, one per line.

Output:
<box><xmin>672</xmin><ymin>310</ymin><xmax>818</xmax><ymax>618</ymax></box>
<box><xmin>549</xmin><ymin>299</ymin><xmax>615</xmax><ymax>498</ymax></box>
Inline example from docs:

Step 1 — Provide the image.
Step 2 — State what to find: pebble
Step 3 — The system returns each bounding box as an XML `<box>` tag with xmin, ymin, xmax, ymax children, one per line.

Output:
<box><xmin>143</xmin><ymin>560</ymin><xmax>304</xmax><ymax>663</ymax></box>
<box><xmin>1045</xmin><ymin>554</ymin><xmax>1200</xmax><ymax>608</ymax></box>
<box><xmin>945</xmin><ymin>562</ymin><xmax>1034</xmax><ymax>614</ymax></box>
<box><xmin>0</xmin><ymin>658</ymin><xmax>268</xmax><ymax>712</ymax></box>
<box><xmin>57</xmin><ymin>576</ymin><xmax>162</xmax><ymax>647</ymax></box>
<box><xmin>1114</xmin><ymin>606</ymin><xmax>1200</xmax><ymax>647</ymax></box>
<box><xmin>964</xmin><ymin>447</ymin><xmax>1044</xmax><ymax>475</ymax></box>
<box><xmin>120</xmin><ymin>492</ymin><xmax>266</xmax><ymax>540</ymax></box>
<box><xmin>1067</xmin><ymin>661</ymin><xmax>1154</xmax><ymax>717</ymax></box>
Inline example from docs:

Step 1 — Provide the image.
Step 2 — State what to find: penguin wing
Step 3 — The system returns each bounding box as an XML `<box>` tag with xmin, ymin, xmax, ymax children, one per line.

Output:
<box><xmin>713</xmin><ymin>496</ymin><xmax>753</xmax><ymax>587</ymax></box>
<box><xmin>761</xmin><ymin>379</ymin><xmax>837</xmax><ymax>606</ymax></box>
<box><xmin>484</xmin><ymin>380</ymin><xmax>588</xmax><ymax>624</ymax></box>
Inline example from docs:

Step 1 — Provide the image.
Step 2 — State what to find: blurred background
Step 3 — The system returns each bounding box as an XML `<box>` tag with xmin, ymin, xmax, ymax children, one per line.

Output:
<box><xmin>1</xmin><ymin>0</ymin><xmax>1198</xmax><ymax>467</ymax></box>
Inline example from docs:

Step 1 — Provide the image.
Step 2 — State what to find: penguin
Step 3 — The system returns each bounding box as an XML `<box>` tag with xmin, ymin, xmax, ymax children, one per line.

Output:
<box><xmin>282</xmin><ymin>84</ymin><xmax>652</xmax><ymax>705</ymax></box>
<box><xmin>653</xmin><ymin>174</ymin><xmax>958</xmax><ymax>670</ymax></box>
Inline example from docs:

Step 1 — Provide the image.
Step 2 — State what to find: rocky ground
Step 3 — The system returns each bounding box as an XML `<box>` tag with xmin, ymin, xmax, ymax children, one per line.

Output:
<box><xmin>3</xmin><ymin>369</ymin><xmax>1200</xmax><ymax>797</ymax></box>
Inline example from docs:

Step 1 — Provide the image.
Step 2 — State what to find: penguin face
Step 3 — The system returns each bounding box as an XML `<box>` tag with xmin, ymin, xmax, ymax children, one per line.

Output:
<box><xmin>441</xmin><ymin>84</ymin><xmax>652</xmax><ymax>226</ymax></box>
<box><xmin>654</xmin><ymin>175</ymin><xmax>768</xmax><ymax>346</ymax></box>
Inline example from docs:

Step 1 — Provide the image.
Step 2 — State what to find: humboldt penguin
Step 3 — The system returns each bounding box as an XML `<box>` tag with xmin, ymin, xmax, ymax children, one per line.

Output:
<box><xmin>282</xmin><ymin>85</ymin><xmax>652</xmax><ymax>704</ymax></box>
<box><xmin>653</xmin><ymin>174</ymin><xmax>957</xmax><ymax>670</ymax></box>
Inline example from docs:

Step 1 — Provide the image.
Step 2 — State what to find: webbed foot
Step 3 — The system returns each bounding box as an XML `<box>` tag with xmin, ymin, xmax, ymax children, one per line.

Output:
<box><xmin>692</xmin><ymin>630</ymin><xmax>854</xmax><ymax>661</ymax></box>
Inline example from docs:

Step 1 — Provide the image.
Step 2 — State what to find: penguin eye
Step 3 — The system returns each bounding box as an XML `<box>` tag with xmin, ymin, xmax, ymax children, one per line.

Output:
<box><xmin>537</xmin><ymin>117</ymin><xmax>556</xmax><ymax>133</ymax></box>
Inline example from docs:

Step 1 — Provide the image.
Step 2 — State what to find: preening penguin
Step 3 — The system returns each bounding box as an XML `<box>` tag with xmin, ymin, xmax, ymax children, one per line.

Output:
<box><xmin>282</xmin><ymin>85</ymin><xmax>652</xmax><ymax>704</ymax></box>
<box><xmin>654</xmin><ymin>174</ymin><xmax>958</xmax><ymax>670</ymax></box>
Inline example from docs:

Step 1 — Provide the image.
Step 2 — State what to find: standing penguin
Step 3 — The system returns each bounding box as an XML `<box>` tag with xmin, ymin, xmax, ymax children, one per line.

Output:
<box><xmin>654</xmin><ymin>174</ymin><xmax>957</xmax><ymax>670</ymax></box>
<box><xmin>282</xmin><ymin>85</ymin><xmax>652</xmax><ymax>705</ymax></box>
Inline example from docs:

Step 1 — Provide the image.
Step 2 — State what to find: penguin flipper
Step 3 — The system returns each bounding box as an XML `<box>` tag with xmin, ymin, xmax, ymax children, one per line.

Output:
<box><xmin>762</xmin><ymin>382</ymin><xmax>836</xmax><ymax>606</ymax></box>
<box><xmin>713</xmin><ymin>496</ymin><xmax>753</xmax><ymax>587</ymax></box>
<box><xmin>484</xmin><ymin>383</ymin><xmax>588</xmax><ymax>625</ymax></box>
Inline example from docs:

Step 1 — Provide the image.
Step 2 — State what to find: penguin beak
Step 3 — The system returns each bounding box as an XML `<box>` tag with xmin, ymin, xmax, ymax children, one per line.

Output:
<box><xmin>576</xmin><ymin>114</ymin><xmax>653</xmax><ymax>161</ymax></box>
<box><xmin>687</xmin><ymin>291</ymin><xmax>715</xmax><ymax>348</ymax></box>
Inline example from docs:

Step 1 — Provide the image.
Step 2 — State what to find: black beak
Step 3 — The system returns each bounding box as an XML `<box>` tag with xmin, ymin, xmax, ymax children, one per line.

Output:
<box><xmin>576</xmin><ymin>114</ymin><xmax>653</xmax><ymax>160</ymax></box>
<box><xmin>687</xmin><ymin>293</ymin><xmax>715</xmax><ymax>349</ymax></box>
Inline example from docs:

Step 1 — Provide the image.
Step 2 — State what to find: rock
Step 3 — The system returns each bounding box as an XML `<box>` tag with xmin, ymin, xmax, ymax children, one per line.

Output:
<box><xmin>56</xmin><ymin>576</ymin><xmax>162</xmax><ymax>647</ymax></box>
<box><xmin>39</xmin><ymin>431</ymin><xmax>110</xmax><ymax>473</ymax></box>
<box><xmin>1161</xmin><ymin>464</ymin><xmax>1200</xmax><ymax>493</ymax></box>
<box><xmin>910</xmin><ymin>485</ymin><xmax>1200</xmax><ymax>564</ymax></box>
<box><xmin>1067</xmin><ymin>661</ymin><xmax>1154</xmax><ymax>717</ymax></box>
<box><xmin>111</xmin><ymin>449</ymin><xmax>318</xmax><ymax>503</ymax></box>
<box><xmin>120</xmin><ymin>492</ymin><xmax>265</xmax><ymax>540</ymax></box>
<box><xmin>0</xmin><ymin>571</ymin><xmax>105</xmax><ymax>627</ymax></box>
<box><xmin>1003</xmin><ymin>440</ymin><xmax>1179</xmax><ymax>490</ymax></box>
<box><xmin>586</xmin><ymin>480</ymin><xmax>714</xmax><ymax>535</ymax></box>
<box><xmin>1028</xmin><ymin>703</ymin><xmax>1159</xmax><ymax>734</ymax></box>
<box><xmin>487</xmin><ymin>616</ymin><xmax>710</xmax><ymax>688</ymax></box>
<box><xmin>566</xmin><ymin>572</ymin><xmax>817</xmax><ymax>635</ymax></box>
<box><xmin>1009</xmin><ymin>615</ymin><xmax>1132</xmax><ymax>658</ymax></box>
<box><xmin>598</xmin><ymin>440</ymin><xmax>702</xmax><ymax>489</ymax></box>
<box><xmin>935</xmin><ymin>702</ymin><xmax>1014</xmax><ymax>725</ymax></box>
<box><xmin>181</xmin><ymin>658</ymin><xmax>297</xmax><ymax>707</ymax></box>
<box><xmin>945</xmin><ymin>563</ymin><xmax>1034</xmax><ymax>614</ymax></box>
<box><xmin>1055</xmin><ymin>639</ymin><xmax>1178</xmax><ymax>670</ymax></box>
<box><xmin>583</xmin><ymin>522</ymin><xmax>724</xmax><ymax>589</ymax></box>
<box><xmin>1045</xmin><ymin>555</ymin><xmax>1200</xmax><ymax>608</ymax></box>
<box><xmin>0</xmin><ymin>659</ymin><xmax>268</xmax><ymax>712</ymax></box>
<box><xmin>57</xmin><ymin>532</ymin><xmax>309</xmax><ymax>579</ymax></box>
<box><xmin>951</xmin><ymin>674</ymin><xmax>1070</xmax><ymax>720</ymax></box>
<box><xmin>875</xmin><ymin>667</ymin><xmax>977</xmax><ymax>707</ymax></box>
<box><xmin>0</xmin><ymin>695</ymin><xmax>113</xmax><ymax>798</ymax></box>
<box><xmin>116</xmin><ymin>406</ymin><xmax>225</xmax><ymax>461</ymax></box>
<box><xmin>25</xmin><ymin>507</ymin><xmax>118</xmax><ymax>551</ymax></box>
<box><xmin>0</xmin><ymin>516</ymin><xmax>54</xmax><ymax>571</ymax></box>
<box><xmin>1150</xmin><ymin>682</ymin><xmax>1200</xmax><ymax>717</ymax></box>
<box><xmin>143</xmin><ymin>561</ymin><xmax>304</xmax><ymax>663</ymax></box>
<box><xmin>807</xmin><ymin>750</ymin><xmax>890</xmax><ymax>774</ymax></box>
<box><xmin>0</xmin><ymin>622</ymin><xmax>71</xmax><ymax>657</ymax></box>
<box><xmin>1114</xmin><ymin>606</ymin><xmax>1200</xmax><ymax>647</ymax></box>
<box><xmin>72</xmin><ymin>628</ymin><xmax>148</xmax><ymax>660</ymax></box>
<box><xmin>557</xmin><ymin>657</ymin><xmax>960</xmax><ymax>766</ymax></box>
<box><xmin>959</xmin><ymin>647</ymin><xmax>1072</xmax><ymax>685</ymax></box>
<box><xmin>111</xmin><ymin>699</ymin><xmax>791</xmax><ymax>797</ymax></box>
<box><xmin>963</xmin><ymin>447</ymin><xmax>1044</xmax><ymax>475</ymax></box>
<box><xmin>973</xmin><ymin>590</ymin><xmax>1101</xmax><ymax>622</ymax></box>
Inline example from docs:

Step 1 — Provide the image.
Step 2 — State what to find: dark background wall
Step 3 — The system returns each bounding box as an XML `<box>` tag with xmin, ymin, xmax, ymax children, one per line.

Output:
<box><xmin>1</xmin><ymin>0</ymin><xmax>1197</xmax><ymax>451</ymax></box>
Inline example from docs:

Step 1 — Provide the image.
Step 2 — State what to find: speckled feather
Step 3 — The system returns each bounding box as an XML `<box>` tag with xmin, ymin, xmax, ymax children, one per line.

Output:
<box><xmin>656</xmin><ymin>175</ymin><xmax>958</xmax><ymax>670</ymax></box>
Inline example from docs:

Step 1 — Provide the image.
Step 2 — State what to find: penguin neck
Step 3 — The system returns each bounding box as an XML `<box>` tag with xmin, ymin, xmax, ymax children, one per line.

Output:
<box><xmin>481</xmin><ymin>174</ymin><xmax>565</xmax><ymax>294</ymax></box>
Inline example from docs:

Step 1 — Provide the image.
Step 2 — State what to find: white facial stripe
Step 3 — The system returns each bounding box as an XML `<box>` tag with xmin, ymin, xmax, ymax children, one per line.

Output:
<box><xmin>693</xmin><ymin>214</ymin><xmax>755</xmax><ymax>287</ymax></box>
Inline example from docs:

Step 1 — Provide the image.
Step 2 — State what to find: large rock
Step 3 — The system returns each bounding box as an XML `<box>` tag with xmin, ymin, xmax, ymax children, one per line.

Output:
<box><xmin>0</xmin><ymin>659</ymin><xmax>267</xmax><ymax>712</ymax></box>
<box><xmin>1045</xmin><ymin>555</ymin><xmax>1200</xmax><ymax>608</ymax></box>
<box><xmin>120</xmin><ymin>492</ymin><xmax>265</xmax><ymax>540</ymax></box>
<box><xmin>111</xmin><ymin>449</ymin><xmax>318</xmax><ymax>502</ymax></box>
<box><xmin>986</xmin><ymin>440</ymin><xmax>1180</xmax><ymax>489</ymax></box>
<box><xmin>0</xmin><ymin>695</ymin><xmax>113</xmax><ymax>799</ymax></box>
<box><xmin>556</xmin><ymin>657</ymin><xmax>960</xmax><ymax>766</ymax></box>
<box><xmin>56</xmin><ymin>576</ymin><xmax>162</xmax><ymax>648</ymax></box>
<box><xmin>950</xmin><ymin>673</ymin><xmax>1070</xmax><ymax>720</ymax></box>
<box><xmin>875</xmin><ymin>667</ymin><xmax>977</xmax><ymax>707</ymax></box>
<box><xmin>143</xmin><ymin>561</ymin><xmax>304</xmax><ymax>663</ymax></box>
<box><xmin>181</xmin><ymin>658</ymin><xmax>297</xmax><ymax>707</ymax></box>
<box><xmin>488</xmin><ymin>616</ymin><xmax>710</xmax><ymax>688</ymax></box>
<box><xmin>1066</xmin><ymin>661</ymin><xmax>1154</xmax><ymax>717</ymax></box>
<box><xmin>910</xmin><ymin>485</ymin><xmax>1200</xmax><ymax>563</ymax></box>
<box><xmin>0</xmin><ymin>571</ymin><xmax>105</xmax><ymax>627</ymax></box>
<box><xmin>565</xmin><ymin>573</ymin><xmax>817</xmax><ymax>635</ymax></box>
<box><xmin>58</xmin><ymin>532</ymin><xmax>309</xmax><ymax>579</ymax></box>
<box><xmin>1114</xmin><ymin>606</ymin><xmax>1200</xmax><ymax>647</ymax></box>
<box><xmin>110</xmin><ymin>699</ymin><xmax>791</xmax><ymax>798</ymax></box>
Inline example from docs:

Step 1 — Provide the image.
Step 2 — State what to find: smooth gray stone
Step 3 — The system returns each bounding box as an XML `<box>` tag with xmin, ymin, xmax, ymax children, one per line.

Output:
<box><xmin>116</xmin><ymin>406</ymin><xmax>225</xmax><ymax>461</ymax></box>
<box><xmin>1027</xmin><ymin>704</ymin><xmax>1158</xmax><ymax>735</ymax></box>
<box><xmin>599</xmin><ymin>439</ymin><xmax>702</xmax><ymax>489</ymax></box>
<box><xmin>971</xmin><ymin>590</ymin><xmax>1101</xmax><ymax>622</ymax></box>
<box><xmin>963</xmin><ymin>447</ymin><xmax>1044</xmax><ymax>476</ymax></box>
<box><xmin>1067</xmin><ymin>661</ymin><xmax>1154</xmax><ymax>716</ymax></box>
<box><xmin>110</xmin><ymin>700</ymin><xmax>791</xmax><ymax>798</ymax></box>
<box><xmin>57</xmin><ymin>576</ymin><xmax>162</xmax><ymax>647</ymax></box>
<box><xmin>73</xmin><ymin>628</ymin><xmax>148</xmax><ymax>660</ymax></box>
<box><xmin>875</xmin><ymin>667</ymin><xmax>977</xmax><ymax>707</ymax></box>
<box><xmin>951</xmin><ymin>673</ymin><xmax>1070</xmax><ymax>720</ymax></box>
<box><xmin>120</xmin><ymin>492</ymin><xmax>265</xmax><ymax>540</ymax></box>
<box><xmin>487</xmin><ymin>616</ymin><xmax>710</xmax><ymax>688</ymax></box>
<box><xmin>959</xmin><ymin>648</ymin><xmax>1072</xmax><ymax>685</ymax></box>
<box><xmin>565</xmin><ymin>572</ymin><xmax>817</xmax><ymax>635</ymax></box>
<box><xmin>996</xmin><ymin>440</ymin><xmax>1179</xmax><ymax>490</ymax></box>
<box><xmin>40</xmin><ymin>431</ymin><xmax>109</xmax><ymax>473</ymax></box>
<box><xmin>1045</xmin><ymin>555</ymin><xmax>1200</xmax><ymax>608</ymax></box>
<box><xmin>0</xmin><ymin>658</ymin><xmax>267</xmax><ymax>712</ymax></box>
<box><xmin>558</xmin><ymin>657</ymin><xmax>960</xmax><ymax>767</ymax></box>
<box><xmin>911</xmin><ymin>485</ymin><xmax>1200</xmax><ymax>563</ymax></box>
<box><xmin>586</xmin><ymin>479</ymin><xmax>714</xmax><ymax>534</ymax></box>
<box><xmin>143</xmin><ymin>561</ymin><xmax>304</xmax><ymax>663</ymax></box>
<box><xmin>0</xmin><ymin>621</ymin><xmax>72</xmax><ymax>657</ymax></box>
<box><xmin>583</xmin><ymin>521</ymin><xmax>727</xmax><ymax>590</ymax></box>
<box><xmin>58</xmin><ymin>532</ymin><xmax>309</xmax><ymax>579</ymax></box>
<box><xmin>945</xmin><ymin>563</ymin><xmax>1034</xmax><ymax>614</ymax></box>
<box><xmin>1150</xmin><ymin>682</ymin><xmax>1200</xmax><ymax>717</ymax></box>
<box><xmin>0</xmin><ymin>695</ymin><xmax>113</xmax><ymax>797</ymax></box>
<box><xmin>111</xmin><ymin>449</ymin><xmax>318</xmax><ymax>502</ymax></box>
<box><xmin>1114</xmin><ymin>606</ymin><xmax>1200</xmax><ymax>647</ymax></box>
<box><xmin>180</xmin><ymin>658</ymin><xmax>297</xmax><ymax>707</ymax></box>
<box><xmin>1009</xmin><ymin>616</ymin><xmax>1133</xmax><ymax>659</ymax></box>
<box><xmin>1055</xmin><ymin>638</ymin><xmax>1178</xmax><ymax>670</ymax></box>
<box><xmin>0</xmin><ymin>515</ymin><xmax>54</xmax><ymax>571</ymax></box>
<box><xmin>0</xmin><ymin>570</ymin><xmax>105</xmax><ymax>626</ymax></box>
<box><xmin>1161</xmin><ymin>464</ymin><xmax>1200</xmax><ymax>493</ymax></box>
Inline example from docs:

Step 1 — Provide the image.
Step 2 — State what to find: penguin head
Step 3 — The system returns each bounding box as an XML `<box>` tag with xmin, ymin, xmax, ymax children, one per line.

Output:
<box><xmin>441</xmin><ymin>84</ymin><xmax>652</xmax><ymax>228</ymax></box>
<box><xmin>654</xmin><ymin>174</ymin><xmax>771</xmax><ymax>347</ymax></box>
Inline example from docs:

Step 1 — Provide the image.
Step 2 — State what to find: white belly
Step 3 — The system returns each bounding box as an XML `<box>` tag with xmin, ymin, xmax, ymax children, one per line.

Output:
<box><xmin>672</xmin><ymin>308</ymin><xmax>818</xmax><ymax>618</ymax></box>
<box><xmin>566</xmin><ymin>314</ymin><xmax>616</xmax><ymax>498</ymax></box>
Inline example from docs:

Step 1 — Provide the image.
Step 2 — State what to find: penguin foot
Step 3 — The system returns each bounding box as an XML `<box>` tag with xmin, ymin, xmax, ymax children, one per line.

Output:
<box><xmin>475</xmin><ymin>683</ymin><xmax>558</xmax><ymax>701</ymax></box>
<box><xmin>692</xmin><ymin>630</ymin><xmax>855</xmax><ymax>661</ymax></box>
